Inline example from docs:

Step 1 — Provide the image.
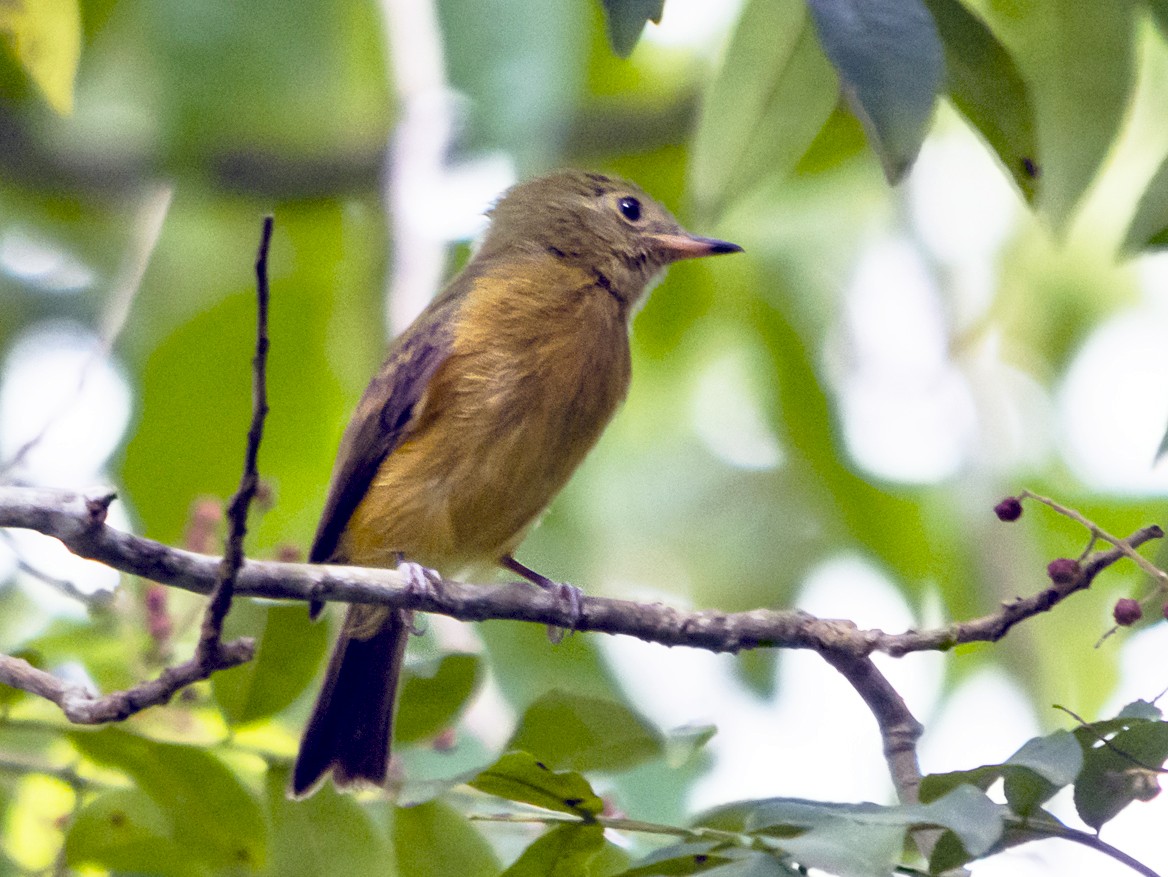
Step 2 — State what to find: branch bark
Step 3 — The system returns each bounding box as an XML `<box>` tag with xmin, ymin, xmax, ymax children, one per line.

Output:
<box><xmin>0</xmin><ymin>485</ymin><xmax>1158</xmax><ymax>663</ymax></box>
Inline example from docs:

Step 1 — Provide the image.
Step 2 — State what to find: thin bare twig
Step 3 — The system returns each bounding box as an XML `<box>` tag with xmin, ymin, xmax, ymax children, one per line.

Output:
<box><xmin>1021</xmin><ymin>490</ymin><xmax>1168</xmax><ymax>589</ymax></box>
<box><xmin>1053</xmin><ymin>704</ymin><xmax>1168</xmax><ymax>774</ymax></box>
<box><xmin>0</xmin><ymin>217</ymin><xmax>276</xmax><ymax>723</ymax></box>
<box><xmin>193</xmin><ymin>214</ymin><xmax>272</xmax><ymax>666</ymax></box>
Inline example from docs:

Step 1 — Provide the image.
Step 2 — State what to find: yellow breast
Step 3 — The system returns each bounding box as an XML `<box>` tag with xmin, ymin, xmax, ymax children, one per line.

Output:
<box><xmin>341</xmin><ymin>256</ymin><xmax>632</xmax><ymax>575</ymax></box>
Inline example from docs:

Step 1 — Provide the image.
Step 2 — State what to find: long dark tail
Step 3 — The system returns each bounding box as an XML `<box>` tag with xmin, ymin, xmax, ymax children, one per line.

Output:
<box><xmin>290</xmin><ymin>607</ymin><xmax>408</xmax><ymax>797</ymax></box>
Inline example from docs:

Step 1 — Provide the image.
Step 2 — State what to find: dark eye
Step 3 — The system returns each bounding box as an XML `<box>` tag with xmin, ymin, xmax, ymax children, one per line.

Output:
<box><xmin>618</xmin><ymin>197</ymin><xmax>642</xmax><ymax>222</ymax></box>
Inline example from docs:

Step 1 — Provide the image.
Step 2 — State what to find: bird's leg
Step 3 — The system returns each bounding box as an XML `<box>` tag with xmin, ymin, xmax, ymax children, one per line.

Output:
<box><xmin>500</xmin><ymin>554</ymin><xmax>583</xmax><ymax>642</ymax></box>
<box><xmin>396</xmin><ymin>552</ymin><xmax>441</xmax><ymax>636</ymax></box>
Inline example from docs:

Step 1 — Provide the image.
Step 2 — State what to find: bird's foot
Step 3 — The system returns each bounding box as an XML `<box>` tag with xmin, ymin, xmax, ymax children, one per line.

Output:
<box><xmin>396</xmin><ymin>556</ymin><xmax>441</xmax><ymax>636</ymax></box>
<box><xmin>500</xmin><ymin>555</ymin><xmax>582</xmax><ymax>643</ymax></box>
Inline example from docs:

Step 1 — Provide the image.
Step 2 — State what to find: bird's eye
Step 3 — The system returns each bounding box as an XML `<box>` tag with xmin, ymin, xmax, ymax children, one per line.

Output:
<box><xmin>618</xmin><ymin>197</ymin><xmax>642</xmax><ymax>222</ymax></box>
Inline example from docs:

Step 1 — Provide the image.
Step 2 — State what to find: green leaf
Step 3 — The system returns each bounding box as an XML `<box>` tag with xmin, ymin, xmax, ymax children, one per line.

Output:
<box><xmin>919</xmin><ymin>0</ymin><xmax>1038</xmax><ymax>199</ymax></box>
<box><xmin>396</xmin><ymin>653</ymin><xmax>483</xmax><ymax>743</ymax></box>
<box><xmin>69</xmin><ymin>727</ymin><xmax>267</xmax><ymax>870</ymax></box>
<box><xmin>502</xmin><ymin>823</ymin><xmax>606</xmax><ymax>876</ymax></box>
<box><xmin>921</xmin><ymin>728</ymin><xmax>1083</xmax><ymax>819</ymax></box>
<box><xmin>507</xmin><ymin>689</ymin><xmax>664</xmax><ymax>773</ymax></box>
<box><xmin>699</xmin><ymin>786</ymin><xmax>1002</xmax><ymax>876</ymax></box>
<box><xmin>1123</xmin><ymin>150</ymin><xmax>1168</xmax><ymax>253</ymax></box>
<box><xmin>212</xmin><ymin>601</ymin><xmax>328</xmax><ymax>726</ymax></box>
<box><xmin>65</xmin><ymin>789</ymin><xmax>202</xmax><ymax>877</ymax></box>
<box><xmin>1000</xmin><ymin>730</ymin><xmax>1082</xmax><ymax>816</ymax></box>
<box><xmin>1074</xmin><ymin>720</ymin><xmax>1168</xmax><ymax>830</ymax></box>
<box><xmin>805</xmin><ymin>0</ymin><xmax>943</xmax><ymax>182</ymax></box>
<box><xmin>598</xmin><ymin>0</ymin><xmax>665</xmax><ymax>57</ymax></box>
<box><xmin>1118</xmin><ymin>699</ymin><xmax>1163</xmax><ymax>721</ymax></box>
<box><xmin>393</xmin><ymin>799</ymin><xmax>499</xmax><ymax>877</ymax></box>
<box><xmin>616</xmin><ymin>841</ymin><xmax>732</xmax><ymax>876</ymax></box>
<box><xmin>262</xmin><ymin>764</ymin><xmax>388</xmax><ymax>877</ymax></box>
<box><xmin>975</xmin><ymin>0</ymin><xmax>1137</xmax><ymax>226</ymax></box>
<box><xmin>690</xmin><ymin>0</ymin><xmax>838</xmax><ymax>218</ymax></box>
<box><xmin>469</xmin><ymin>751</ymin><xmax>604</xmax><ymax>818</ymax></box>
<box><xmin>0</xmin><ymin>0</ymin><xmax>81</xmax><ymax>113</ymax></box>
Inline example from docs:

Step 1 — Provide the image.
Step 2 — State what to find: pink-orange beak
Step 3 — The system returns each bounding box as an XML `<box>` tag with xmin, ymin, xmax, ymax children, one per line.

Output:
<box><xmin>651</xmin><ymin>233</ymin><xmax>743</xmax><ymax>262</ymax></box>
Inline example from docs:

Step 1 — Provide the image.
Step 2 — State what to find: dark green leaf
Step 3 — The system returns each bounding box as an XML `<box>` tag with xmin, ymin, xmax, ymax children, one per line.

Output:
<box><xmin>690</xmin><ymin>0</ymin><xmax>838</xmax><ymax>217</ymax></box>
<box><xmin>1007</xmin><ymin>730</ymin><xmax>1083</xmax><ymax>787</ymax></box>
<box><xmin>65</xmin><ymin>789</ymin><xmax>202</xmax><ymax>877</ymax></box>
<box><xmin>919</xmin><ymin>0</ymin><xmax>1038</xmax><ymax>199</ymax></box>
<box><xmin>599</xmin><ymin>0</ymin><xmax>665</xmax><ymax>57</ymax></box>
<box><xmin>1074</xmin><ymin>720</ymin><xmax>1168</xmax><ymax>830</ymax></box>
<box><xmin>701</xmin><ymin>788</ymin><xmax>1002</xmax><ymax>876</ymax></box>
<box><xmin>212</xmin><ymin>600</ymin><xmax>328</xmax><ymax>726</ymax></box>
<box><xmin>393</xmin><ymin>799</ymin><xmax>499</xmax><ymax>877</ymax></box>
<box><xmin>805</xmin><ymin>0</ymin><xmax>943</xmax><ymax>182</ymax></box>
<box><xmin>262</xmin><ymin>764</ymin><xmax>388</xmax><ymax>877</ymax></box>
<box><xmin>396</xmin><ymin>653</ymin><xmax>483</xmax><ymax>743</ymax></box>
<box><xmin>507</xmin><ymin>689</ymin><xmax>663</xmax><ymax>772</ymax></box>
<box><xmin>617</xmin><ymin>841</ymin><xmax>729</xmax><ymax>876</ymax></box>
<box><xmin>1123</xmin><ymin>151</ymin><xmax>1168</xmax><ymax>253</ymax></box>
<box><xmin>1118</xmin><ymin>700</ymin><xmax>1163</xmax><ymax>721</ymax></box>
<box><xmin>469</xmin><ymin>750</ymin><xmax>604</xmax><ymax>818</ymax></box>
<box><xmin>975</xmin><ymin>0</ymin><xmax>1136</xmax><ymax>226</ymax></box>
<box><xmin>922</xmin><ymin>729</ymin><xmax>1082</xmax><ymax>818</ymax></box>
<box><xmin>69</xmin><ymin>727</ymin><xmax>266</xmax><ymax>870</ymax></box>
<box><xmin>501</xmin><ymin>823</ymin><xmax>606</xmax><ymax>876</ymax></box>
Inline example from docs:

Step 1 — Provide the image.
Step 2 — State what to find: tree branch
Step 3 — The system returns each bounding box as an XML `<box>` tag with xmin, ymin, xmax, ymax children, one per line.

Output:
<box><xmin>0</xmin><ymin>486</ymin><xmax>1158</xmax><ymax>668</ymax></box>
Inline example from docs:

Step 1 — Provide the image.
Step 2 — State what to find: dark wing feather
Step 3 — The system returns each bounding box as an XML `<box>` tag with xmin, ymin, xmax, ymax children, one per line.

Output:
<box><xmin>309</xmin><ymin>274</ymin><xmax>472</xmax><ymax>569</ymax></box>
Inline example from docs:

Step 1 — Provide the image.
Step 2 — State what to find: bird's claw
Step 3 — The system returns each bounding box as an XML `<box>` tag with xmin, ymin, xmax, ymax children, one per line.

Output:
<box><xmin>541</xmin><ymin>581</ymin><xmax>583</xmax><ymax>644</ymax></box>
<box><xmin>396</xmin><ymin>559</ymin><xmax>441</xmax><ymax>636</ymax></box>
<box><xmin>396</xmin><ymin>559</ymin><xmax>442</xmax><ymax>599</ymax></box>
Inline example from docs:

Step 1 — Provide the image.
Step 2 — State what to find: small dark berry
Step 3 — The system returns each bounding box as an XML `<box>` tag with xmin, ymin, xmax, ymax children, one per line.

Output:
<box><xmin>1114</xmin><ymin>598</ymin><xmax>1143</xmax><ymax>626</ymax></box>
<box><xmin>1046</xmin><ymin>558</ymin><xmax>1079</xmax><ymax>584</ymax></box>
<box><xmin>994</xmin><ymin>497</ymin><xmax>1023</xmax><ymax>522</ymax></box>
<box><xmin>1162</xmin><ymin>602</ymin><xmax>1168</xmax><ymax>622</ymax></box>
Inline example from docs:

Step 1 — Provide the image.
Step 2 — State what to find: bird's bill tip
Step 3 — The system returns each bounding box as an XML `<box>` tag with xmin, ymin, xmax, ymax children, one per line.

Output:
<box><xmin>652</xmin><ymin>233</ymin><xmax>744</xmax><ymax>261</ymax></box>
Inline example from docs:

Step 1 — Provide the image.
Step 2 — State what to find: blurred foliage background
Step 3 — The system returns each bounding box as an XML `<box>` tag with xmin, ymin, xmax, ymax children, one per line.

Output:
<box><xmin>4</xmin><ymin>0</ymin><xmax>1168</xmax><ymax>874</ymax></box>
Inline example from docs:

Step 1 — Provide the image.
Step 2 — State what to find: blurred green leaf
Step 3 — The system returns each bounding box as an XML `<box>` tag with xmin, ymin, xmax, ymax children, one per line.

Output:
<box><xmin>502</xmin><ymin>823</ymin><xmax>606</xmax><ymax>876</ymax></box>
<box><xmin>470</xmin><ymin>750</ymin><xmax>604</xmax><ymax>818</ymax></box>
<box><xmin>805</xmin><ymin>0</ymin><xmax>943</xmax><ymax>183</ymax></box>
<box><xmin>393</xmin><ymin>799</ymin><xmax>499</xmax><ymax>877</ymax></box>
<box><xmin>69</xmin><ymin>727</ymin><xmax>266</xmax><ymax>870</ymax></box>
<box><xmin>1074</xmin><ymin>719</ymin><xmax>1168</xmax><ymax>830</ymax></box>
<box><xmin>598</xmin><ymin>0</ymin><xmax>664</xmax><ymax>57</ymax></box>
<box><xmin>507</xmin><ymin>689</ymin><xmax>663</xmax><ymax>773</ymax></box>
<box><xmin>438</xmin><ymin>0</ymin><xmax>588</xmax><ymax>171</ymax></box>
<box><xmin>920</xmin><ymin>0</ymin><xmax>1038</xmax><ymax>199</ymax></box>
<box><xmin>262</xmin><ymin>764</ymin><xmax>387</xmax><ymax>877</ymax></box>
<box><xmin>396</xmin><ymin>653</ymin><xmax>483</xmax><ymax>744</ymax></box>
<box><xmin>1123</xmin><ymin>150</ymin><xmax>1168</xmax><ymax>252</ymax></box>
<box><xmin>0</xmin><ymin>0</ymin><xmax>80</xmax><ymax>113</ymax></box>
<box><xmin>617</xmin><ymin>841</ymin><xmax>733</xmax><ymax>876</ymax></box>
<box><xmin>212</xmin><ymin>600</ymin><xmax>328</xmax><ymax>726</ymax></box>
<box><xmin>65</xmin><ymin>788</ymin><xmax>202</xmax><ymax>877</ymax></box>
<box><xmin>976</xmin><ymin>0</ymin><xmax>1136</xmax><ymax>226</ymax></box>
<box><xmin>690</xmin><ymin>0</ymin><xmax>838</xmax><ymax>218</ymax></box>
<box><xmin>478</xmin><ymin>616</ymin><xmax>627</xmax><ymax>713</ymax></box>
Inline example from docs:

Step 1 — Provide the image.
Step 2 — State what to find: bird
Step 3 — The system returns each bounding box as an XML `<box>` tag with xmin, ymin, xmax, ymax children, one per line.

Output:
<box><xmin>290</xmin><ymin>169</ymin><xmax>741</xmax><ymax>797</ymax></box>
